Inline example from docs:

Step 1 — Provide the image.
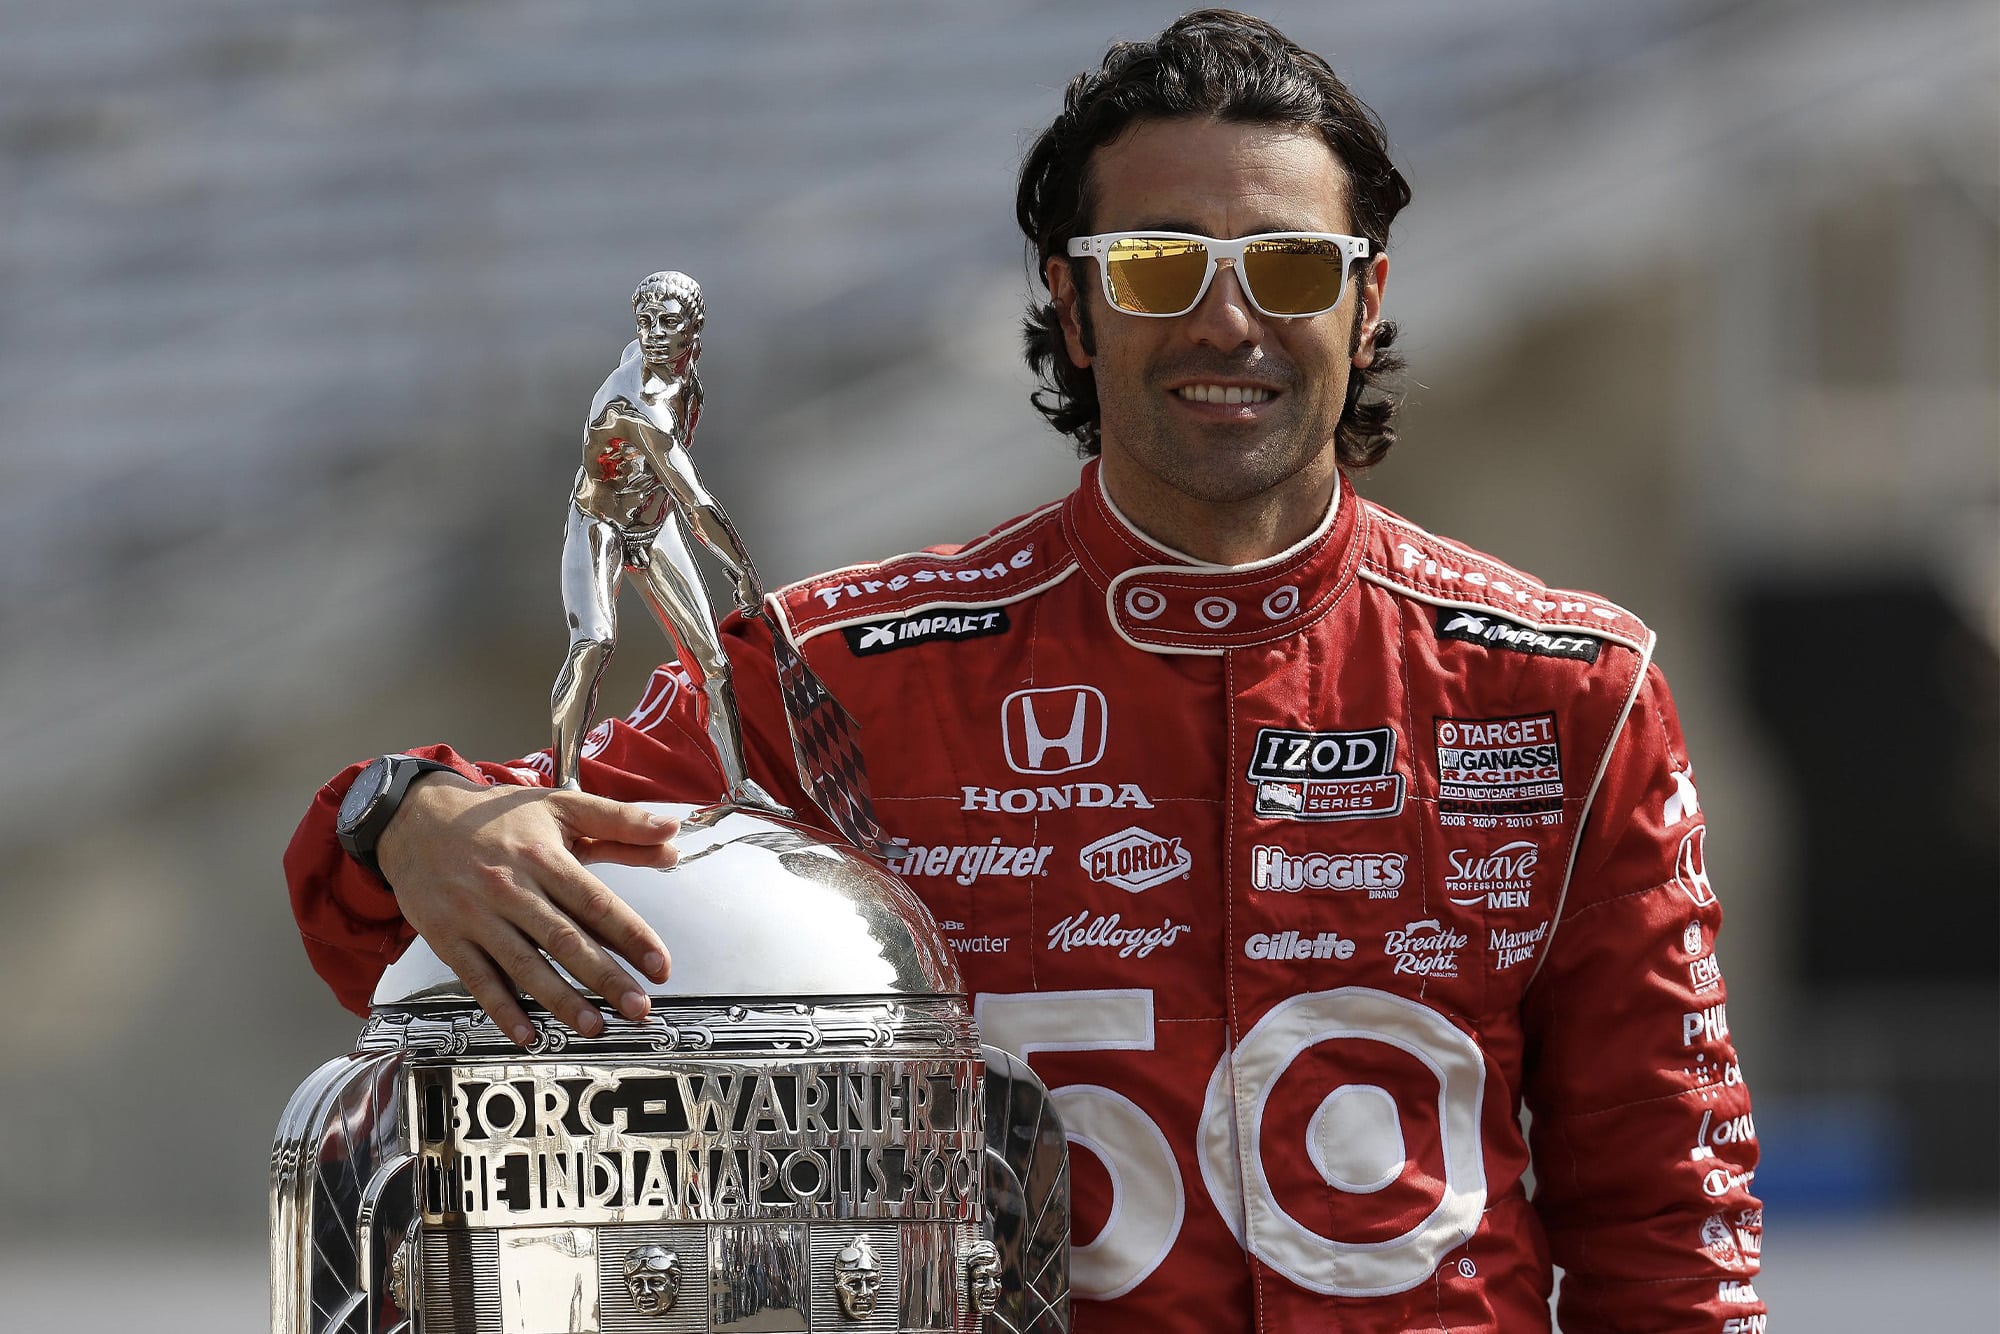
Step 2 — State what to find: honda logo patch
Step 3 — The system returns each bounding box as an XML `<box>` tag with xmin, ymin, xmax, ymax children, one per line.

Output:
<box><xmin>1002</xmin><ymin>686</ymin><xmax>1108</xmax><ymax>775</ymax></box>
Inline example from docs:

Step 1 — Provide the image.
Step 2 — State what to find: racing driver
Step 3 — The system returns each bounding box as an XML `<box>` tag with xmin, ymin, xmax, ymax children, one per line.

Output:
<box><xmin>286</xmin><ymin>11</ymin><xmax>1766</xmax><ymax>1331</ymax></box>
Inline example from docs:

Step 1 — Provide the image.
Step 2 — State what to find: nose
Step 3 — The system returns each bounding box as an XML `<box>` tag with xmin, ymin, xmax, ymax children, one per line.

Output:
<box><xmin>1183</xmin><ymin>259</ymin><xmax>1261</xmax><ymax>349</ymax></box>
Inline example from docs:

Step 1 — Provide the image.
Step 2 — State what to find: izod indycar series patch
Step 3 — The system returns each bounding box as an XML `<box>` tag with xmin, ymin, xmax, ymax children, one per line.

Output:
<box><xmin>1432</xmin><ymin>713</ymin><xmax>1565</xmax><ymax>823</ymax></box>
<box><xmin>1246</xmin><ymin>726</ymin><xmax>1405</xmax><ymax>821</ymax></box>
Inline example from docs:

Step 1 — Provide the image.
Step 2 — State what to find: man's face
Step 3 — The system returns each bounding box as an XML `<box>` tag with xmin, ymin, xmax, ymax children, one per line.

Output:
<box><xmin>834</xmin><ymin>1247</ymin><xmax>880</xmax><ymax>1318</ymax></box>
<box><xmin>636</xmin><ymin>296</ymin><xmax>696</xmax><ymax>363</ymax></box>
<box><xmin>969</xmin><ymin>1252</ymin><xmax>1002</xmax><ymax>1310</ymax></box>
<box><xmin>624</xmin><ymin>1247</ymin><xmax>680</xmax><ymax>1315</ymax></box>
<box><xmin>1047</xmin><ymin>117</ymin><xmax>1387</xmax><ymax>534</ymax></box>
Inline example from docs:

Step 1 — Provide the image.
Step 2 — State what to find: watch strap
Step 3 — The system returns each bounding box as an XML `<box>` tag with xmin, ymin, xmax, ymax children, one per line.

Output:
<box><xmin>338</xmin><ymin>753</ymin><xmax>457</xmax><ymax>889</ymax></box>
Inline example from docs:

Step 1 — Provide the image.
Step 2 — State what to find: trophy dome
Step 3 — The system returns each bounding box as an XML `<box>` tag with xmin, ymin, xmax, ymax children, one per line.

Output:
<box><xmin>370</xmin><ymin>804</ymin><xmax>959</xmax><ymax>1009</ymax></box>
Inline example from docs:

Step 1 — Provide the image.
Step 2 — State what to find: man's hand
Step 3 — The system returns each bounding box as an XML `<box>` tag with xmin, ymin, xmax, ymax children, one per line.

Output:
<box><xmin>376</xmin><ymin>773</ymin><xmax>678</xmax><ymax>1047</ymax></box>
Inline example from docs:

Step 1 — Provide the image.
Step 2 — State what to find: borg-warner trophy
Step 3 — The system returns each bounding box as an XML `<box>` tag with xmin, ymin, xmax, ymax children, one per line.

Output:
<box><xmin>272</xmin><ymin>274</ymin><xmax>1071</xmax><ymax>1334</ymax></box>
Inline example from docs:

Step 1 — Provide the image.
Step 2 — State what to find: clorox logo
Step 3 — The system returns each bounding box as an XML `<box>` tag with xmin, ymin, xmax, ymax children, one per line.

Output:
<box><xmin>1079</xmin><ymin>826</ymin><xmax>1191</xmax><ymax>893</ymax></box>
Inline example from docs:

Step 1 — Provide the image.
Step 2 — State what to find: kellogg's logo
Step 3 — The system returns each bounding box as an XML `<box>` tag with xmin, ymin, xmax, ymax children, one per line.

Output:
<box><xmin>1079</xmin><ymin>826</ymin><xmax>1190</xmax><ymax>894</ymax></box>
<box><xmin>1044</xmin><ymin>910</ymin><xmax>1189</xmax><ymax>959</ymax></box>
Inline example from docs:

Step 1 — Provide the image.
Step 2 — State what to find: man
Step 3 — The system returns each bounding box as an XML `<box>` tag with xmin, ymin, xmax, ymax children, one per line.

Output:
<box><xmin>287</xmin><ymin>11</ymin><xmax>1765</xmax><ymax>1331</ymax></box>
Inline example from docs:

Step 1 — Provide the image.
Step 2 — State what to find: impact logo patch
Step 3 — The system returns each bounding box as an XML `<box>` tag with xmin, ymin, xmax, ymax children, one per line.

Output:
<box><xmin>1434</xmin><ymin>607</ymin><xmax>1600</xmax><ymax>662</ymax></box>
<box><xmin>1433</xmin><ymin>714</ymin><xmax>1565</xmax><ymax>817</ymax></box>
<box><xmin>843</xmin><ymin>607</ymin><xmax>1010</xmax><ymax>656</ymax></box>
<box><xmin>1246</xmin><ymin>726</ymin><xmax>1405</xmax><ymax>821</ymax></box>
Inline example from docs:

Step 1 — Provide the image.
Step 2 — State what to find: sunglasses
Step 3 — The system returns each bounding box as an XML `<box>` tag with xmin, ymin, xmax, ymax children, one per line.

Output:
<box><xmin>1066</xmin><ymin>230</ymin><xmax>1372</xmax><ymax>319</ymax></box>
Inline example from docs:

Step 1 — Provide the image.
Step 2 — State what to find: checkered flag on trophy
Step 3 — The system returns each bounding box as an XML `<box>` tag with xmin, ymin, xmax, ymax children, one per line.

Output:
<box><xmin>770</xmin><ymin>630</ymin><xmax>893</xmax><ymax>859</ymax></box>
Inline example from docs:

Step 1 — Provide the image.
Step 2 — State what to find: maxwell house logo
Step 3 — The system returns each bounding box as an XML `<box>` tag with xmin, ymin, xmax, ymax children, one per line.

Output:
<box><xmin>1079</xmin><ymin>826</ymin><xmax>1190</xmax><ymax>893</ymax></box>
<box><xmin>1003</xmin><ymin>686</ymin><xmax>1108</xmax><ymax>775</ymax></box>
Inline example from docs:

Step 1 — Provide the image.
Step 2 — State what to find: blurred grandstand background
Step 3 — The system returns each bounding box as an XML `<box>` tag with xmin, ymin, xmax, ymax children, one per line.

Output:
<box><xmin>0</xmin><ymin>0</ymin><xmax>1992</xmax><ymax>1325</ymax></box>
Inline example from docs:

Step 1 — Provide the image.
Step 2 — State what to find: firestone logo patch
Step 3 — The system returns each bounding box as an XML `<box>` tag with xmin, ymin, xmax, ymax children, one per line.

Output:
<box><xmin>1079</xmin><ymin>827</ymin><xmax>1190</xmax><ymax>894</ymax></box>
<box><xmin>812</xmin><ymin>545</ymin><xmax>1035</xmax><ymax>609</ymax></box>
<box><xmin>1246</xmin><ymin>726</ymin><xmax>1405</xmax><ymax>821</ymax></box>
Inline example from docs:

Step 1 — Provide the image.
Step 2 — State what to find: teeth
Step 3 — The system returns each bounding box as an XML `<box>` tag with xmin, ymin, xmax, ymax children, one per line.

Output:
<box><xmin>1176</xmin><ymin>384</ymin><xmax>1273</xmax><ymax>405</ymax></box>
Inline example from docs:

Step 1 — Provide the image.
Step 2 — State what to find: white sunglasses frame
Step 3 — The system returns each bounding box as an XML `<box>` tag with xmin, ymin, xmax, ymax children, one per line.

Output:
<box><xmin>1066</xmin><ymin>230</ymin><xmax>1373</xmax><ymax>319</ymax></box>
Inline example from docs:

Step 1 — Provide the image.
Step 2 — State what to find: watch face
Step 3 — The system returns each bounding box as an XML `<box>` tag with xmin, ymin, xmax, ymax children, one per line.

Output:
<box><xmin>339</xmin><ymin>757</ymin><xmax>391</xmax><ymax>832</ymax></box>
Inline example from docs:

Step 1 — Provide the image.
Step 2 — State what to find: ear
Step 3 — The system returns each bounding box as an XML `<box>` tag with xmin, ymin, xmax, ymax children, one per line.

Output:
<box><xmin>1045</xmin><ymin>255</ymin><xmax>1093</xmax><ymax>369</ymax></box>
<box><xmin>1350</xmin><ymin>251</ymin><xmax>1390</xmax><ymax>369</ymax></box>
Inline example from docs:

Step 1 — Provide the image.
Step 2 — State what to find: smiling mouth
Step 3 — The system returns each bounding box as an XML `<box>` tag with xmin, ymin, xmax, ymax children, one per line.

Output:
<box><xmin>1173</xmin><ymin>383</ymin><xmax>1276</xmax><ymax>405</ymax></box>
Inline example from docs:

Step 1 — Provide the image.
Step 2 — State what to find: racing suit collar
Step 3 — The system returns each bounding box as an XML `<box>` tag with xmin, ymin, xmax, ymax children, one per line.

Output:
<box><xmin>1063</xmin><ymin>458</ymin><xmax>1366</xmax><ymax>654</ymax></box>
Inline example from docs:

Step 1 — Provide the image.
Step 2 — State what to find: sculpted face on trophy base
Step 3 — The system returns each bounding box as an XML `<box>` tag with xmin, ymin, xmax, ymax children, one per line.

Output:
<box><xmin>833</xmin><ymin>1238</ymin><xmax>882</xmax><ymax>1320</ymax></box>
<box><xmin>965</xmin><ymin>1238</ymin><xmax>1003</xmax><ymax>1314</ymax></box>
<box><xmin>624</xmin><ymin>1244</ymin><xmax>683</xmax><ymax>1316</ymax></box>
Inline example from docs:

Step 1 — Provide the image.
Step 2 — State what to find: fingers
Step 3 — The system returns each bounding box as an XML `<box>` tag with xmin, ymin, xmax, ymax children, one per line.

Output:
<box><xmin>382</xmin><ymin>783</ymin><xmax>681</xmax><ymax>1046</ymax></box>
<box><xmin>529</xmin><ymin>844</ymin><xmax>671</xmax><ymax>995</ymax></box>
<box><xmin>435</xmin><ymin>939</ymin><xmax>542</xmax><ymax>1049</ymax></box>
<box><xmin>471</xmin><ymin>919</ymin><xmax>611</xmax><ymax>1039</ymax></box>
<box><xmin>556</xmin><ymin>792</ymin><xmax>678</xmax><ymax>847</ymax></box>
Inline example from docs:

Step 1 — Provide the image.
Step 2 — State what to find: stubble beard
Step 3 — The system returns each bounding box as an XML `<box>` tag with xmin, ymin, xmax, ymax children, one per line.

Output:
<box><xmin>1099</xmin><ymin>355</ymin><xmax>1340</xmax><ymax>509</ymax></box>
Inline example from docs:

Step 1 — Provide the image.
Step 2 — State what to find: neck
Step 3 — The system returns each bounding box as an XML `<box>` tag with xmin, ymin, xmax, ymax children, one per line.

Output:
<box><xmin>642</xmin><ymin>351</ymin><xmax>693</xmax><ymax>382</ymax></box>
<box><xmin>1096</xmin><ymin>453</ymin><xmax>1339</xmax><ymax>566</ymax></box>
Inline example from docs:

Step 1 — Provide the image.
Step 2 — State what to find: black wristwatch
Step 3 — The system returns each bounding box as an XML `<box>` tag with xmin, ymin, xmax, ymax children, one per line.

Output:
<box><xmin>336</xmin><ymin>753</ymin><xmax>456</xmax><ymax>887</ymax></box>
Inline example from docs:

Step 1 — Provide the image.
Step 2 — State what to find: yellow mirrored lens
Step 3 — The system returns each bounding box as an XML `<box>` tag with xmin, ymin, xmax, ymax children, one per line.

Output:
<box><xmin>1242</xmin><ymin>238</ymin><xmax>1347</xmax><ymax>315</ymax></box>
<box><xmin>1104</xmin><ymin>238</ymin><xmax>1209</xmax><ymax>314</ymax></box>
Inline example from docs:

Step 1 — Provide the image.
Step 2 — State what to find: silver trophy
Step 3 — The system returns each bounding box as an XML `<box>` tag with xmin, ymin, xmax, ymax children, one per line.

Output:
<box><xmin>272</xmin><ymin>277</ymin><xmax>1070</xmax><ymax>1334</ymax></box>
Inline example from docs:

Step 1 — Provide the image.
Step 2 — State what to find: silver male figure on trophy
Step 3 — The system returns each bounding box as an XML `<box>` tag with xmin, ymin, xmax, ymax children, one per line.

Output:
<box><xmin>553</xmin><ymin>270</ymin><xmax>892</xmax><ymax>853</ymax></box>
<box><xmin>552</xmin><ymin>271</ymin><xmax>781</xmax><ymax>809</ymax></box>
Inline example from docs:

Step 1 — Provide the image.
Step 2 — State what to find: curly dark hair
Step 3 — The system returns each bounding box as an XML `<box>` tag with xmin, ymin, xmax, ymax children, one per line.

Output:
<box><xmin>1017</xmin><ymin>9</ymin><xmax>1412</xmax><ymax>468</ymax></box>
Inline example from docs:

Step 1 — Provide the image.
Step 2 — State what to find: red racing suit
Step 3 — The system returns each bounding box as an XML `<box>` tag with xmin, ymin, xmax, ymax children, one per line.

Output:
<box><xmin>288</xmin><ymin>461</ymin><xmax>1766</xmax><ymax>1332</ymax></box>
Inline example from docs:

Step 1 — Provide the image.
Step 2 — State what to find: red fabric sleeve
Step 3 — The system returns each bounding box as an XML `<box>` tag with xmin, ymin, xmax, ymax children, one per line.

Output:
<box><xmin>1522</xmin><ymin>662</ymin><xmax>1766</xmax><ymax>1332</ymax></box>
<box><xmin>284</xmin><ymin>617</ymin><xmax>816</xmax><ymax>1016</ymax></box>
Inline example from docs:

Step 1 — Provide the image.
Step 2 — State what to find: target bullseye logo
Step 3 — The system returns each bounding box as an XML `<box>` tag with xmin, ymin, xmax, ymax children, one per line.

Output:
<box><xmin>1194</xmin><ymin>596</ymin><xmax>1238</xmax><ymax>629</ymax></box>
<box><xmin>1198</xmin><ymin>987</ymin><xmax>1487</xmax><ymax>1296</ymax></box>
<box><xmin>1125</xmin><ymin>586</ymin><xmax>1167</xmax><ymax>621</ymax></box>
<box><xmin>1263</xmin><ymin>585</ymin><xmax>1301</xmax><ymax>619</ymax></box>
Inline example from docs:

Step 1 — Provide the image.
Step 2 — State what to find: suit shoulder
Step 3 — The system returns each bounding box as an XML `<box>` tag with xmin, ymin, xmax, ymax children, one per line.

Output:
<box><xmin>1358</xmin><ymin>500</ymin><xmax>1651</xmax><ymax>651</ymax></box>
<box><xmin>769</xmin><ymin>498</ymin><xmax>1075</xmax><ymax>645</ymax></box>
